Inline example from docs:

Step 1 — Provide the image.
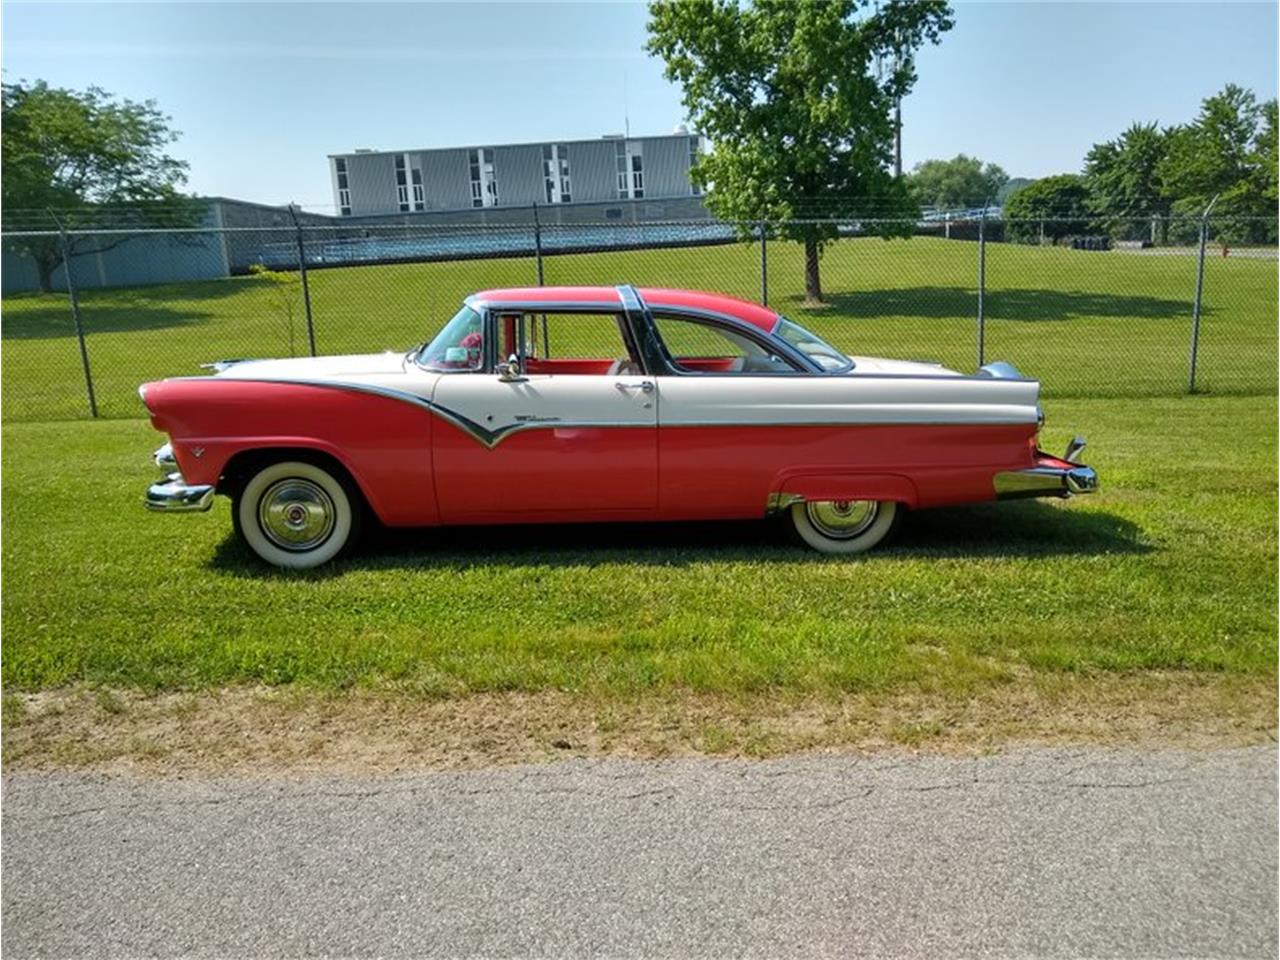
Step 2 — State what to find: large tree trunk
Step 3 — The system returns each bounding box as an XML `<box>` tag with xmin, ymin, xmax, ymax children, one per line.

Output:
<box><xmin>36</xmin><ymin>252</ymin><xmax>60</xmax><ymax>294</ymax></box>
<box><xmin>803</xmin><ymin>238</ymin><xmax>822</xmax><ymax>304</ymax></box>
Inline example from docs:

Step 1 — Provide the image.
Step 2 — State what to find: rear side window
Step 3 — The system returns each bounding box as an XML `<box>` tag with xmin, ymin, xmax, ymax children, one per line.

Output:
<box><xmin>653</xmin><ymin>314</ymin><xmax>801</xmax><ymax>374</ymax></box>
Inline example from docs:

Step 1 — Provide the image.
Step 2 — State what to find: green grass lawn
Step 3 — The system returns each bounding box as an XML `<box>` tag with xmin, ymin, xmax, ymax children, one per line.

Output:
<box><xmin>2</xmin><ymin>395</ymin><xmax>1275</xmax><ymax>697</ymax></box>
<box><xmin>3</xmin><ymin>237</ymin><xmax>1275</xmax><ymax>421</ymax></box>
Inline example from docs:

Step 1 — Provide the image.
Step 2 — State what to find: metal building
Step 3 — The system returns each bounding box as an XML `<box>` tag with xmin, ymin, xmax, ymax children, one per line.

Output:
<box><xmin>329</xmin><ymin>133</ymin><xmax>702</xmax><ymax>217</ymax></box>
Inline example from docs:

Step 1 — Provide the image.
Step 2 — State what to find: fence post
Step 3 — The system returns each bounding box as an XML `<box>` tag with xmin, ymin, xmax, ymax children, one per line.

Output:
<box><xmin>976</xmin><ymin>205</ymin><xmax>987</xmax><ymax>369</ymax></box>
<box><xmin>288</xmin><ymin>204</ymin><xmax>317</xmax><ymax>357</ymax></box>
<box><xmin>532</xmin><ymin>202</ymin><xmax>545</xmax><ymax>286</ymax></box>
<box><xmin>759</xmin><ymin>220</ymin><xmax>768</xmax><ymax>306</ymax></box>
<box><xmin>1188</xmin><ymin>195</ymin><xmax>1219</xmax><ymax>394</ymax></box>
<box><xmin>49</xmin><ymin>212</ymin><xmax>98</xmax><ymax>418</ymax></box>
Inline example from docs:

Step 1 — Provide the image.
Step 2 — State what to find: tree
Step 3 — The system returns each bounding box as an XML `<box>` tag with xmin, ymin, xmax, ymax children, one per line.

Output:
<box><xmin>1159</xmin><ymin>84</ymin><xmax>1277</xmax><ymax>243</ymax></box>
<box><xmin>996</xmin><ymin>177</ymin><xmax>1034</xmax><ymax>205</ymax></box>
<box><xmin>1003</xmin><ymin>174</ymin><xmax>1093</xmax><ymax>244</ymax></box>
<box><xmin>1</xmin><ymin>79</ymin><xmax>197</xmax><ymax>292</ymax></box>
<box><xmin>647</xmin><ymin>0</ymin><xmax>954</xmax><ymax>303</ymax></box>
<box><xmin>907</xmin><ymin>154</ymin><xmax>1007</xmax><ymax>210</ymax></box>
<box><xmin>1084</xmin><ymin>122</ymin><xmax>1173</xmax><ymax>242</ymax></box>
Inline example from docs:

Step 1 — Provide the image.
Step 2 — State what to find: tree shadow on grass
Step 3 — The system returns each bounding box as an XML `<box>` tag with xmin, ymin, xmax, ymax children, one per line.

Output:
<box><xmin>1</xmin><ymin>282</ymin><xmax>253</xmax><ymax>340</ymax></box>
<box><xmin>207</xmin><ymin>501</ymin><xmax>1149</xmax><ymax>579</ymax></box>
<box><xmin>791</xmin><ymin>287</ymin><xmax>1193</xmax><ymax>322</ymax></box>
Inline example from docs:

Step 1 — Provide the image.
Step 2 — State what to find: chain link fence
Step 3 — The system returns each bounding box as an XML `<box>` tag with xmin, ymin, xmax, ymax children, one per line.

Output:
<box><xmin>1</xmin><ymin>215</ymin><xmax>1274</xmax><ymax>421</ymax></box>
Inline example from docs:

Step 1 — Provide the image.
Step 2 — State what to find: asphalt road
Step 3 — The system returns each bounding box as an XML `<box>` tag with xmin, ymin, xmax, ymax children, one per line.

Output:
<box><xmin>3</xmin><ymin>746</ymin><xmax>1276</xmax><ymax>958</ymax></box>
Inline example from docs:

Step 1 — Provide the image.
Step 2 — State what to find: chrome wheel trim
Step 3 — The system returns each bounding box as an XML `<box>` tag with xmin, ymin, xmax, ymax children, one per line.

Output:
<box><xmin>804</xmin><ymin>499</ymin><xmax>879</xmax><ymax>540</ymax></box>
<box><xmin>258</xmin><ymin>478</ymin><xmax>337</xmax><ymax>552</ymax></box>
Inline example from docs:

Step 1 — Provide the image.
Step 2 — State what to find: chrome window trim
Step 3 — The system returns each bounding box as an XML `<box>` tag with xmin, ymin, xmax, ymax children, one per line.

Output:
<box><xmin>645</xmin><ymin>308</ymin><xmax>811</xmax><ymax>378</ymax></box>
<box><xmin>641</xmin><ymin>302</ymin><xmax>820</xmax><ymax>376</ymax></box>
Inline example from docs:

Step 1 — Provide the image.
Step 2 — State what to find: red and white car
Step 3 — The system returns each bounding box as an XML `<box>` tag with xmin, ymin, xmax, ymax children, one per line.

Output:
<box><xmin>140</xmin><ymin>285</ymin><xmax>1097</xmax><ymax>568</ymax></box>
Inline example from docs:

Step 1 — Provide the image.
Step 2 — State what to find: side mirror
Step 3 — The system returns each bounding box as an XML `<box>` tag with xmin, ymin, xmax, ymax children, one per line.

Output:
<box><xmin>496</xmin><ymin>353</ymin><xmax>525</xmax><ymax>382</ymax></box>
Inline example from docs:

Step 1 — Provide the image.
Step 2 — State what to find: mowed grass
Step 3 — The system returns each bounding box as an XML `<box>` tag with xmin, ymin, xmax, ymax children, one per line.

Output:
<box><xmin>2</xmin><ymin>236</ymin><xmax>1275</xmax><ymax>421</ymax></box>
<box><xmin>2</xmin><ymin>395</ymin><xmax>1275</xmax><ymax>696</ymax></box>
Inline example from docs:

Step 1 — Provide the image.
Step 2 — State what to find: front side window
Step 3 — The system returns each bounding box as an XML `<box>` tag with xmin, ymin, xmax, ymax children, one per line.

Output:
<box><xmin>417</xmin><ymin>305</ymin><xmax>486</xmax><ymax>371</ymax></box>
<box><xmin>775</xmin><ymin>318</ymin><xmax>852</xmax><ymax>372</ymax></box>
<box><xmin>653</xmin><ymin>314</ymin><xmax>801</xmax><ymax>374</ymax></box>
<box><xmin>505</xmin><ymin>311</ymin><xmax>640</xmax><ymax>375</ymax></box>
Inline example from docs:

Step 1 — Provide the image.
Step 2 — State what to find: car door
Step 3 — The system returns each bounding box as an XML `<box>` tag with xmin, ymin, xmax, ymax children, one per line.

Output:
<box><xmin>648</xmin><ymin>310</ymin><xmax>811</xmax><ymax>519</ymax></box>
<box><xmin>431</xmin><ymin>308</ymin><xmax>658</xmax><ymax>520</ymax></box>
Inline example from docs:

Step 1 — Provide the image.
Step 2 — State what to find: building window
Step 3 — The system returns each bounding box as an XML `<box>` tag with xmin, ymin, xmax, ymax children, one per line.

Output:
<box><xmin>688</xmin><ymin>136</ymin><xmax>700</xmax><ymax>196</ymax></box>
<box><xmin>394</xmin><ymin>154</ymin><xmax>410</xmax><ymax>212</ymax></box>
<box><xmin>335</xmin><ymin>158</ymin><xmax>351</xmax><ymax>215</ymax></box>
<box><xmin>542</xmin><ymin>144</ymin><xmax>572</xmax><ymax>204</ymax></box>
<box><xmin>559</xmin><ymin>143</ymin><xmax>571</xmax><ymax>203</ymax></box>
<box><xmin>616</xmin><ymin>140</ymin><xmax>643</xmax><ymax>199</ymax></box>
<box><xmin>615</xmin><ymin>140</ymin><xmax>628</xmax><ymax>198</ymax></box>
<box><xmin>469</xmin><ymin>148</ymin><xmax>498</xmax><ymax>208</ymax></box>
<box><xmin>411</xmin><ymin>167</ymin><xmax>424</xmax><ymax>211</ymax></box>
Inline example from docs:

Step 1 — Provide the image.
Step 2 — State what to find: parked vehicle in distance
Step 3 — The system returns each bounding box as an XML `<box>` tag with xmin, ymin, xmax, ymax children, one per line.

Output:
<box><xmin>140</xmin><ymin>285</ymin><xmax>1097</xmax><ymax>568</ymax></box>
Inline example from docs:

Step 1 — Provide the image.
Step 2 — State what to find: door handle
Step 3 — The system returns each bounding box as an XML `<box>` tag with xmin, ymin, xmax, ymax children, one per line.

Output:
<box><xmin>615</xmin><ymin>380</ymin><xmax>655</xmax><ymax>394</ymax></box>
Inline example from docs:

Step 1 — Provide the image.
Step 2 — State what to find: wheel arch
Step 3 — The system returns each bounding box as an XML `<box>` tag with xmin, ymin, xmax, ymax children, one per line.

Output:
<box><xmin>768</xmin><ymin>472</ymin><xmax>920</xmax><ymax>512</ymax></box>
<box><xmin>217</xmin><ymin>444</ymin><xmax>380</xmax><ymax>522</ymax></box>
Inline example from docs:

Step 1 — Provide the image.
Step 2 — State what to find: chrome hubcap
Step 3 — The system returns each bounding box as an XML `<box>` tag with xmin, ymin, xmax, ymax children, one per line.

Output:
<box><xmin>805</xmin><ymin>499</ymin><xmax>878</xmax><ymax>539</ymax></box>
<box><xmin>258</xmin><ymin>478</ymin><xmax>336</xmax><ymax>551</ymax></box>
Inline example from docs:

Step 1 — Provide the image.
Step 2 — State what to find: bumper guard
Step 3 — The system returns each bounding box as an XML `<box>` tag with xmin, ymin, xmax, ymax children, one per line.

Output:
<box><xmin>994</xmin><ymin>436</ymin><xmax>1099</xmax><ymax>500</ymax></box>
<box><xmin>144</xmin><ymin>444</ymin><xmax>215</xmax><ymax>512</ymax></box>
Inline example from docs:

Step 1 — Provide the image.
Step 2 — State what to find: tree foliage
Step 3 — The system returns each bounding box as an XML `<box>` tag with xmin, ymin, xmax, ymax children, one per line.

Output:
<box><xmin>646</xmin><ymin>0</ymin><xmax>953</xmax><ymax>301</ymax></box>
<box><xmin>1158</xmin><ymin>84</ymin><xmax>1277</xmax><ymax>243</ymax></box>
<box><xmin>907</xmin><ymin>154</ymin><xmax>1007</xmax><ymax>210</ymax></box>
<box><xmin>1002</xmin><ymin>174</ymin><xmax>1093</xmax><ymax>244</ymax></box>
<box><xmin>1084</xmin><ymin>122</ymin><xmax>1173</xmax><ymax>240</ymax></box>
<box><xmin>1</xmin><ymin>79</ymin><xmax>199</xmax><ymax>291</ymax></box>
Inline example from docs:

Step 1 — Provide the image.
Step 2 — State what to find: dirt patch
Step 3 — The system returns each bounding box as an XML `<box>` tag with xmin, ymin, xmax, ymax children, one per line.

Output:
<box><xmin>3</xmin><ymin>674</ymin><xmax>1275</xmax><ymax>777</ymax></box>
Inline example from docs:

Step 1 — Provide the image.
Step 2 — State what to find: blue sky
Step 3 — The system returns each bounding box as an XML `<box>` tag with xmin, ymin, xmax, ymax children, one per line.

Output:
<box><xmin>3</xmin><ymin>1</ymin><xmax>1276</xmax><ymax>211</ymax></box>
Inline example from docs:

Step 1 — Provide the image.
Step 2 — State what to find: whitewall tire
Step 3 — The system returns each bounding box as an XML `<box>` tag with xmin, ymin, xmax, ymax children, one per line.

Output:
<box><xmin>234</xmin><ymin>460</ymin><xmax>359</xmax><ymax>569</ymax></box>
<box><xmin>789</xmin><ymin>499</ymin><xmax>898</xmax><ymax>555</ymax></box>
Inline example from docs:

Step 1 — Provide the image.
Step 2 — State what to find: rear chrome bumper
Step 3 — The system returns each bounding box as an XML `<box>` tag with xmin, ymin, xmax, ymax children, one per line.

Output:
<box><xmin>994</xmin><ymin>437</ymin><xmax>1099</xmax><ymax>500</ymax></box>
<box><xmin>994</xmin><ymin>464</ymin><xmax>1098</xmax><ymax>499</ymax></box>
<box><xmin>144</xmin><ymin>444</ymin><xmax>214</xmax><ymax>512</ymax></box>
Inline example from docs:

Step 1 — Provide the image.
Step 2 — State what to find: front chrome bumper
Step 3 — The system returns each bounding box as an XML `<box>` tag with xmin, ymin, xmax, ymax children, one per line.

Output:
<box><xmin>994</xmin><ymin>436</ymin><xmax>1099</xmax><ymax>500</ymax></box>
<box><xmin>144</xmin><ymin>444</ymin><xmax>214</xmax><ymax>512</ymax></box>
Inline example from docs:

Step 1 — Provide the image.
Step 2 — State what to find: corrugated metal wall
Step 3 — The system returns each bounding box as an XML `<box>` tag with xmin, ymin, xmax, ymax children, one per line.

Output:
<box><xmin>345</xmin><ymin>153</ymin><xmax>398</xmax><ymax>216</ymax></box>
<box><xmin>1</xmin><ymin>231</ymin><xmax>229</xmax><ymax>295</ymax></box>
<box><xmin>639</xmin><ymin>136</ymin><xmax>691</xmax><ymax>200</ymax></box>
<box><xmin>419</xmin><ymin>148</ymin><xmax>471</xmax><ymax>211</ymax></box>
<box><xmin>493</xmin><ymin>144</ymin><xmax>543</xmax><ymax>206</ymax></box>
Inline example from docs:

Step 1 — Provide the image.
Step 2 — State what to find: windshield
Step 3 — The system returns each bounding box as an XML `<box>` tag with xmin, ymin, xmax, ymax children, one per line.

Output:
<box><xmin>775</xmin><ymin>318</ymin><xmax>852</xmax><ymax>372</ymax></box>
<box><xmin>417</xmin><ymin>305</ymin><xmax>485</xmax><ymax>371</ymax></box>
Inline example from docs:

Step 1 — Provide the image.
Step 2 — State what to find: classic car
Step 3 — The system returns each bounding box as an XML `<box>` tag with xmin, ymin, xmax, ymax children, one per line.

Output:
<box><xmin>140</xmin><ymin>285</ymin><xmax>1097</xmax><ymax>568</ymax></box>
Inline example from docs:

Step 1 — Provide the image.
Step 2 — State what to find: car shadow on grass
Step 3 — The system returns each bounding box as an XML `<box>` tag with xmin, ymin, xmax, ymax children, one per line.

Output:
<box><xmin>207</xmin><ymin>500</ymin><xmax>1150</xmax><ymax>578</ymax></box>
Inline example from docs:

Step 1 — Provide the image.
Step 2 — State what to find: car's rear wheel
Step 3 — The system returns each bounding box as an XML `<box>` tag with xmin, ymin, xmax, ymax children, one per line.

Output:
<box><xmin>789</xmin><ymin>499</ymin><xmax>898</xmax><ymax>554</ymax></box>
<box><xmin>233</xmin><ymin>460</ymin><xmax>360</xmax><ymax>569</ymax></box>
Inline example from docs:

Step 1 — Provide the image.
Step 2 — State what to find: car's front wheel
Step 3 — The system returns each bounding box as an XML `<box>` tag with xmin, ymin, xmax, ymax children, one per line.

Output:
<box><xmin>233</xmin><ymin>460</ymin><xmax>360</xmax><ymax>569</ymax></box>
<box><xmin>789</xmin><ymin>499</ymin><xmax>898</xmax><ymax>554</ymax></box>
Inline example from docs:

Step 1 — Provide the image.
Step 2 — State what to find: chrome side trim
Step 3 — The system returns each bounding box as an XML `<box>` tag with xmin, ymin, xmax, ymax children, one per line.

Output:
<box><xmin>765</xmin><ymin>491</ymin><xmax>805</xmax><ymax>514</ymax></box>
<box><xmin>145</xmin><ymin>473</ymin><xmax>215</xmax><ymax>512</ymax></box>
<box><xmin>994</xmin><ymin>464</ymin><xmax>1099</xmax><ymax>500</ymax></box>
